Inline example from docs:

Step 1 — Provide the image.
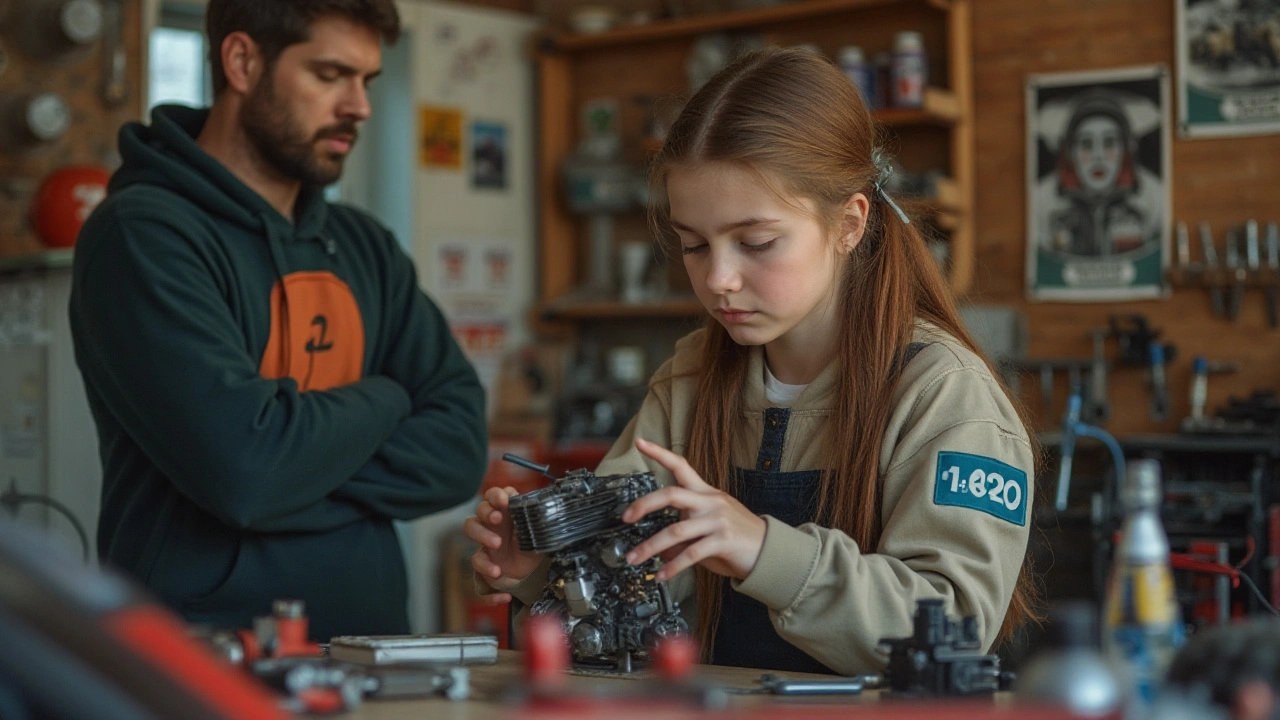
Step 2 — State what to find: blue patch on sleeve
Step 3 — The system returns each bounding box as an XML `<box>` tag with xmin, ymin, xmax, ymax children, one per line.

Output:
<box><xmin>933</xmin><ymin>451</ymin><xmax>1028</xmax><ymax>526</ymax></box>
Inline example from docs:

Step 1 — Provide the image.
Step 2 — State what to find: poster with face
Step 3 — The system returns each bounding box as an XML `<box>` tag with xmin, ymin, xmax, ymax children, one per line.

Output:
<box><xmin>1177</xmin><ymin>0</ymin><xmax>1280</xmax><ymax>138</ymax></box>
<box><xmin>1026</xmin><ymin>65</ymin><xmax>1171</xmax><ymax>301</ymax></box>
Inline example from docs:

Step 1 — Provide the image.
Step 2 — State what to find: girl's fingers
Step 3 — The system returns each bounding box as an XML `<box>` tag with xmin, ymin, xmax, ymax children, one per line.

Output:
<box><xmin>626</xmin><ymin>516</ymin><xmax>717</xmax><ymax>566</ymax></box>
<box><xmin>470</xmin><ymin>549</ymin><xmax>503</xmax><ymax>578</ymax></box>
<box><xmin>485</xmin><ymin>486</ymin><xmax>514</xmax><ymax>510</ymax></box>
<box><xmin>478</xmin><ymin>592</ymin><xmax>512</xmax><ymax>606</ymax></box>
<box><xmin>461</xmin><ymin>517</ymin><xmax>503</xmax><ymax>549</ymax></box>
<box><xmin>474</xmin><ymin>501</ymin><xmax>504</xmax><ymax>527</ymax></box>
<box><xmin>659</xmin><ymin>541</ymin><xmax>692</xmax><ymax>563</ymax></box>
<box><xmin>636</xmin><ymin>438</ymin><xmax>711</xmax><ymax>490</ymax></box>
<box><xmin>622</xmin><ymin>486</ymin><xmax>703</xmax><ymax>523</ymax></box>
<box><xmin>655</xmin><ymin>538</ymin><xmax>715</xmax><ymax>580</ymax></box>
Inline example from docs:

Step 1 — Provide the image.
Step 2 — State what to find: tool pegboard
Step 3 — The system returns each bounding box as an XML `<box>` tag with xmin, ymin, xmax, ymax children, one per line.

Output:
<box><xmin>0</xmin><ymin>0</ymin><xmax>142</xmax><ymax>259</ymax></box>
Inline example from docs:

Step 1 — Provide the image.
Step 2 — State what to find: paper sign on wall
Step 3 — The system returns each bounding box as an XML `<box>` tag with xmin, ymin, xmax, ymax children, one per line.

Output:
<box><xmin>419</xmin><ymin>105</ymin><xmax>463</xmax><ymax>169</ymax></box>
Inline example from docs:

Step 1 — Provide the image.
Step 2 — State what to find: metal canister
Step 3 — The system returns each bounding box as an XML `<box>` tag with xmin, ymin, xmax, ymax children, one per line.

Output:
<box><xmin>891</xmin><ymin>31</ymin><xmax>926</xmax><ymax>108</ymax></box>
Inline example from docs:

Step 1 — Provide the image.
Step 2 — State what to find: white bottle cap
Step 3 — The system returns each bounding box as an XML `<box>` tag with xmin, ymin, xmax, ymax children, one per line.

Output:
<box><xmin>1123</xmin><ymin>459</ymin><xmax>1162</xmax><ymax>511</ymax></box>
<box><xmin>839</xmin><ymin>46</ymin><xmax>865</xmax><ymax>66</ymax></box>
<box><xmin>894</xmin><ymin>31</ymin><xmax>924</xmax><ymax>53</ymax></box>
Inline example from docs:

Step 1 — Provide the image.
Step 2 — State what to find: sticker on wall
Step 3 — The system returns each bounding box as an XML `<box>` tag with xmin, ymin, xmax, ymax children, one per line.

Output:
<box><xmin>1025</xmin><ymin>65</ymin><xmax>1171</xmax><ymax>302</ymax></box>
<box><xmin>471</xmin><ymin>120</ymin><xmax>507</xmax><ymax>190</ymax></box>
<box><xmin>1177</xmin><ymin>0</ymin><xmax>1280</xmax><ymax>138</ymax></box>
<box><xmin>484</xmin><ymin>246</ymin><xmax>511</xmax><ymax>291</ymax></box>
<box><xmin>418</xmin><ymin>105</ymin><xmax>463</xmax><ymax>169</ymax></box>
<box><xmin>438</xmin><ymin>245</ymin><xmax>470</xmax><ymax>289</ymax></box>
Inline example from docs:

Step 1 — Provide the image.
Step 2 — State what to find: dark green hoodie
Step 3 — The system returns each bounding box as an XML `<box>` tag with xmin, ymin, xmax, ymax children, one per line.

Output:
<box><xmin>70</xmin><ymin>105</ymin><xmax>487</xmax><ymax>640</ymax></box>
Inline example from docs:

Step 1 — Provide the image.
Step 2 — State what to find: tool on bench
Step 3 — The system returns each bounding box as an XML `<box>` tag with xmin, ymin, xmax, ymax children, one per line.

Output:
<box><xmin>1226</xmin><ymin>226</ymin><xmax>1246</xmax><ymax>320</ymax></box>
<box><xmin>1108</xmin><ymin>314</ymin><xmax>1176</xmax><ymax>423</ymax></box>
<box><xmin>1199</xmin><ymin>223</ymin><xmax>1226</xmax><ymax>318</ymax></box>
<box><xmin>754</xmin><ymin>673</ymin><xmax>872</xmax><ymax>695</ymax></box>
<box><xmin>1085</xmin><ymin>328</ymin><xmax>1111</xmax><ymax>425</ymax></box>
<box><xmin>1267</xmin><ymin>222</ymin><xmax>1279</xmax><ymax>328</ymax></box>
<box><xmin>1149</xmin><ymin>342</ymin><xmax>1170</xmax><ymax>423</ymax></box>
<box><xmin>1181</xmin><ymin>357</ymin><xmax>1242</xmax><ymax>432</ymax></box>
<box><xmin>740</xmin><ymin>599</ymin><xmax>1010</xmax><ymax>698</ymax></box>
<box><xmin>1246</xmin><ymin>220</ymin><xmax>1262</xmax><ymax>322</ymax></box>
<box><xmin>204</xmin><ymin>599</ymin><xmax>321</xmax><ymax>668</ymax></box>
<box><xmin>1006</xmin><ymin>357</ymin><xmax>1103</xmax><ymax>420</ymax></box>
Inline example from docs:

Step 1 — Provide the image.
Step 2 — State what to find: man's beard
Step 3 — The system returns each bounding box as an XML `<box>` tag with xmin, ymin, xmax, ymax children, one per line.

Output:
<box><xmin>240</xmin><ymin>77</ymin><xmax>357</xmax><ymax>188</ymax></box>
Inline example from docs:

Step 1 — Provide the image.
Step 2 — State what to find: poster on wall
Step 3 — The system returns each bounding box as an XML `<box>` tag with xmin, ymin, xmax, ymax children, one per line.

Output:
<box><xmin>1025</xmin><ymin>65</ymin><xmax>1171</xmax><ymax>302</ymax></box>
<box><xmin>418</xmin><ymin>105</ymin><xmax>464</xmax><ymax>169</ymax></box>
<box><xmin>1177</xmin><ymin>0</ymin><xmax>1280</xmax><ymax>138</ymax></box>
<box><xmin>470</xmin><ymin>120</ymin><xmax>507</xmax><ymax>189</ymax></box>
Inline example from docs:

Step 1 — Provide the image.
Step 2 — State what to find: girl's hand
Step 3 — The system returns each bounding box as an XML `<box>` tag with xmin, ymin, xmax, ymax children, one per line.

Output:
<box><xmin>464</xmin><ymin>486</ymin><xmax>543</xmax><ymax>602</ymax></box>
<box><xmin>621</xmin><ymin>438</ymin><xmax>767</xmax><ymax>581</ymax></box>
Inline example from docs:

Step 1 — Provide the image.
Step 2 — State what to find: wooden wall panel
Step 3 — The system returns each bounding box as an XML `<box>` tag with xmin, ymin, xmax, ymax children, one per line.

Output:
<box><xmin>972</xmin><ymin>0</ymin><xmax>1280</xmax><ymax>434</ymax></box>
<box><xmin>0</xmin><ymin>0</ymin><xmax>144</xmax><ymax>258</ymax></box>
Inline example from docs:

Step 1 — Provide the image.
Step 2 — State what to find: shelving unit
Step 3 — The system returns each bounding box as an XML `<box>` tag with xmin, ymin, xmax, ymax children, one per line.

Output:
<box><xmin>534</xmin><ymin>0</ymin><xmax>974</xmax><ymax>322</ymax></box>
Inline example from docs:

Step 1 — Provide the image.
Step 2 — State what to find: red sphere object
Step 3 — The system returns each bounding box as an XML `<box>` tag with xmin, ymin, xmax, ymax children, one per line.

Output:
<box><xmin>31</xmin><ymin>165</ymin><xmax>110</xmax><ymax>248</ymax></box>
<box><xmin>652</xmin><ymin>635</ymin><xmax>697</xmax><ymax>681</ymax></box>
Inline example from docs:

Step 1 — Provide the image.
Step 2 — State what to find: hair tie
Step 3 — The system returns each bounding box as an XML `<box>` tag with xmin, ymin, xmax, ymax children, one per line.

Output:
<box><xmin>870</xmin><ymin>148</ymin><xmax>911</xmax><ymax>225</ymax></box>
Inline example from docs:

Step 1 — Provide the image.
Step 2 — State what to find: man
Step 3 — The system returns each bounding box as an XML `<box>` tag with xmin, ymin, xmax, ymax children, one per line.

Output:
<box><xmin>69</xmin><ymin>0</ymin><xmax>488</xmax><ymax>640</ymax></box>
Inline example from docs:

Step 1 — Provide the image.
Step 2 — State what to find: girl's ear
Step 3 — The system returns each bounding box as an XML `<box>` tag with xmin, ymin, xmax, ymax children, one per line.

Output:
<box><xmin>837</xmin><ymin>192</ymin><xmax>870</xmax><ymax>254</ymax></box>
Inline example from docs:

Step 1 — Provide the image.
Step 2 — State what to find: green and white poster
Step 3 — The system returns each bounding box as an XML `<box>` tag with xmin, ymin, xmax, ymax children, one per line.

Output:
<box><xmin>1026</xmin><ymin>65</ymin><xmax>1171</xmax><ymax>302</ymax></box>
<box><xmin>1177</xmin><ymin>0</ymin><xmax>1280</xmax><ymax>138</ymax></box>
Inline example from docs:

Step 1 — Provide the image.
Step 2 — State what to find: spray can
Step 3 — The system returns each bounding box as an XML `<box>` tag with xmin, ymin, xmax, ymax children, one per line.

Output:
<box><xmin>1102</xmin><ymin>459</ymin><xmax>1185</xmax><ymax>716</ymax></box>
<box><xmin>838</xmin><ymin>45</ymin><xmax>874</xmax><ymax>108</ymax></box>
<box><xmin>891</xmin><ymin>31</ymin><xmax>926</xmax><ymax>108</ymax></box>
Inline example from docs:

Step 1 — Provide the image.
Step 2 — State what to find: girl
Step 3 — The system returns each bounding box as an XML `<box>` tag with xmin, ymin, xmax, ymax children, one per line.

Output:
<box><xmin>467</xmin><ymin>46</ymin><xmax>1039</xmax><ymax>676</ymax></box>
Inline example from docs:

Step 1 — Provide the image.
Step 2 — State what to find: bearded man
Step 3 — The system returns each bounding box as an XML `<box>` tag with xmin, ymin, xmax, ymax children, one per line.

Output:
<box><xmin>70</xmin><ymin>0</ymin><xmax>487</xmax><ymax>640</ymax></box>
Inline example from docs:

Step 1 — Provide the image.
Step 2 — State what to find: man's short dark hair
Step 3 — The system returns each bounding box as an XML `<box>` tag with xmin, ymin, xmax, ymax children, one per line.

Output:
<box><xmin>206</xmin><ymin>0</ymin><xmax>401</xmax><ymax>96</ymax></box>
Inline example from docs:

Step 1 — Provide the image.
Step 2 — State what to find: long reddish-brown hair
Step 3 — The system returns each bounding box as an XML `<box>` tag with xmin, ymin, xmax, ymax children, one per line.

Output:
<box><xmin>647</xmin><ymin>47</ymin><xmax>1042</xmax><ymax>658</ymax></box>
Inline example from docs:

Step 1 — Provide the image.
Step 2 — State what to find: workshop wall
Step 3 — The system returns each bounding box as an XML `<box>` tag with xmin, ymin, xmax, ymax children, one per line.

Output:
<box><xmin>0</xmin><ymin>0</ymin><xmax>532</xmax><ymax>261</ymax></box>
<box><xmin>0</xmin><ymin>0</ymin><xmax>144</xmax><ymax>259</ymax></box>
<box><xmin>971</xmin><ymin>0</ymin><xmax>1280</xmax><ymax>434</ymax></box>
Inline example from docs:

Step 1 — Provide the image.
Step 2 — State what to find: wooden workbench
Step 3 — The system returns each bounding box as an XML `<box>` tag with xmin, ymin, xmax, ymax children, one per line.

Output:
<box><xmin>335</xmin><ymin>649</ymin><xmax>867</xmax><ymax>719</ymax></box>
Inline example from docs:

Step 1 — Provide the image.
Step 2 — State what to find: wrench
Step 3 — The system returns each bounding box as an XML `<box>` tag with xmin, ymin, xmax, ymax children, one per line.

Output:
<box><xmin>1083</xmin><ymin>328</ymin><xmax>1111</xmax><ymax>425</ymax></box>
<box><xmin>1226</xmin><ymin>227</ymin><xmax>1245</xmax><ymax>321</ymax></box>
<box><xmin>1199</xmin><ymin>223</ymin><xmax>1226</xmax><ymax>318</ymax></box>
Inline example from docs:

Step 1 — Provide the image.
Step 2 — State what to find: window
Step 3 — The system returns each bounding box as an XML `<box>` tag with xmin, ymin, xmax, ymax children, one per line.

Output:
<box><xmin>147</xmin><ymin>3</ymin><xmax>210</xmax><ymax>111</ymax></box>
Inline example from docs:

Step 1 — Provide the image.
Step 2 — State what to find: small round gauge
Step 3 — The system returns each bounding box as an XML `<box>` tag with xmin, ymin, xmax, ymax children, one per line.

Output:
<box><xmin>58</xmin><ymin>0</ymin><xmax>104</xmax><ymax>45</ymax></box>
<box><xmin>25</xmin><ymin>93</ymin><xmax>72</xmax><ymax>142</ymax></box>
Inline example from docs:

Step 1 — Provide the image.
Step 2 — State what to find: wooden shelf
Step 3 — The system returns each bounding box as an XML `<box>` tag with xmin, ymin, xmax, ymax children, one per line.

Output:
<box><xmin>540</xmin><ymin>0</ymin><xmax>950</xmax><ymax>52</ymax></box>
<box><xmin>873</xmin><ymin>88</ymin><xmax>960</xmax><ymax>127</ymax></box>
<box><xmin>541</xmin><ymin>296</ymin><xmax>705</xmax><ymax>320</ymax></box>
<box><xmin>535</xmin><ymin>0</ymin><xmax>976</xmax><ymax>313</ymax></box>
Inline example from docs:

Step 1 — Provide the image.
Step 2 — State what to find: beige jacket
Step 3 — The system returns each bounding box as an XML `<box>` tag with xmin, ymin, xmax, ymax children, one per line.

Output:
<box><xmin>494</xmin><ymin>322</ymin><xmax>1033</xmax><ymax>675</ymax></box>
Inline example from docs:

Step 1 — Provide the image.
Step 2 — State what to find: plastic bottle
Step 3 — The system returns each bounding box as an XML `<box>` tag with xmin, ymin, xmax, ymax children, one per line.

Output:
<box><xmin>1015</xmin><ymin>601</ymin><xmax>1123</xmax><ymax>717</ymax></box>
<box><xmin>1102</xmin><ymin>459</ymin><xmax>1185</xmax><ymax>717</ymax></box>
<box><xmin>838</xmin><ymin>45</ymin><xmax>874</xmax><ymax>107</ymax></box>
<box><xmin>891</xmin><ymin>31</ymin><xmax>926</xmax><ymax>108</ymax></box>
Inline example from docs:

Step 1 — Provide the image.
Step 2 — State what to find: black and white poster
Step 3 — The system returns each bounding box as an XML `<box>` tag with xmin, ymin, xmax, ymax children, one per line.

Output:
<box><xmin>1026</xmin><ymin>65</ymin><xmax>1171</xmax><ymax>301</ymax></box>
<box><xmin>1177</xmin><ymin>0</ymin><xmax>1280</xmax><ymax>138</ymax></box>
